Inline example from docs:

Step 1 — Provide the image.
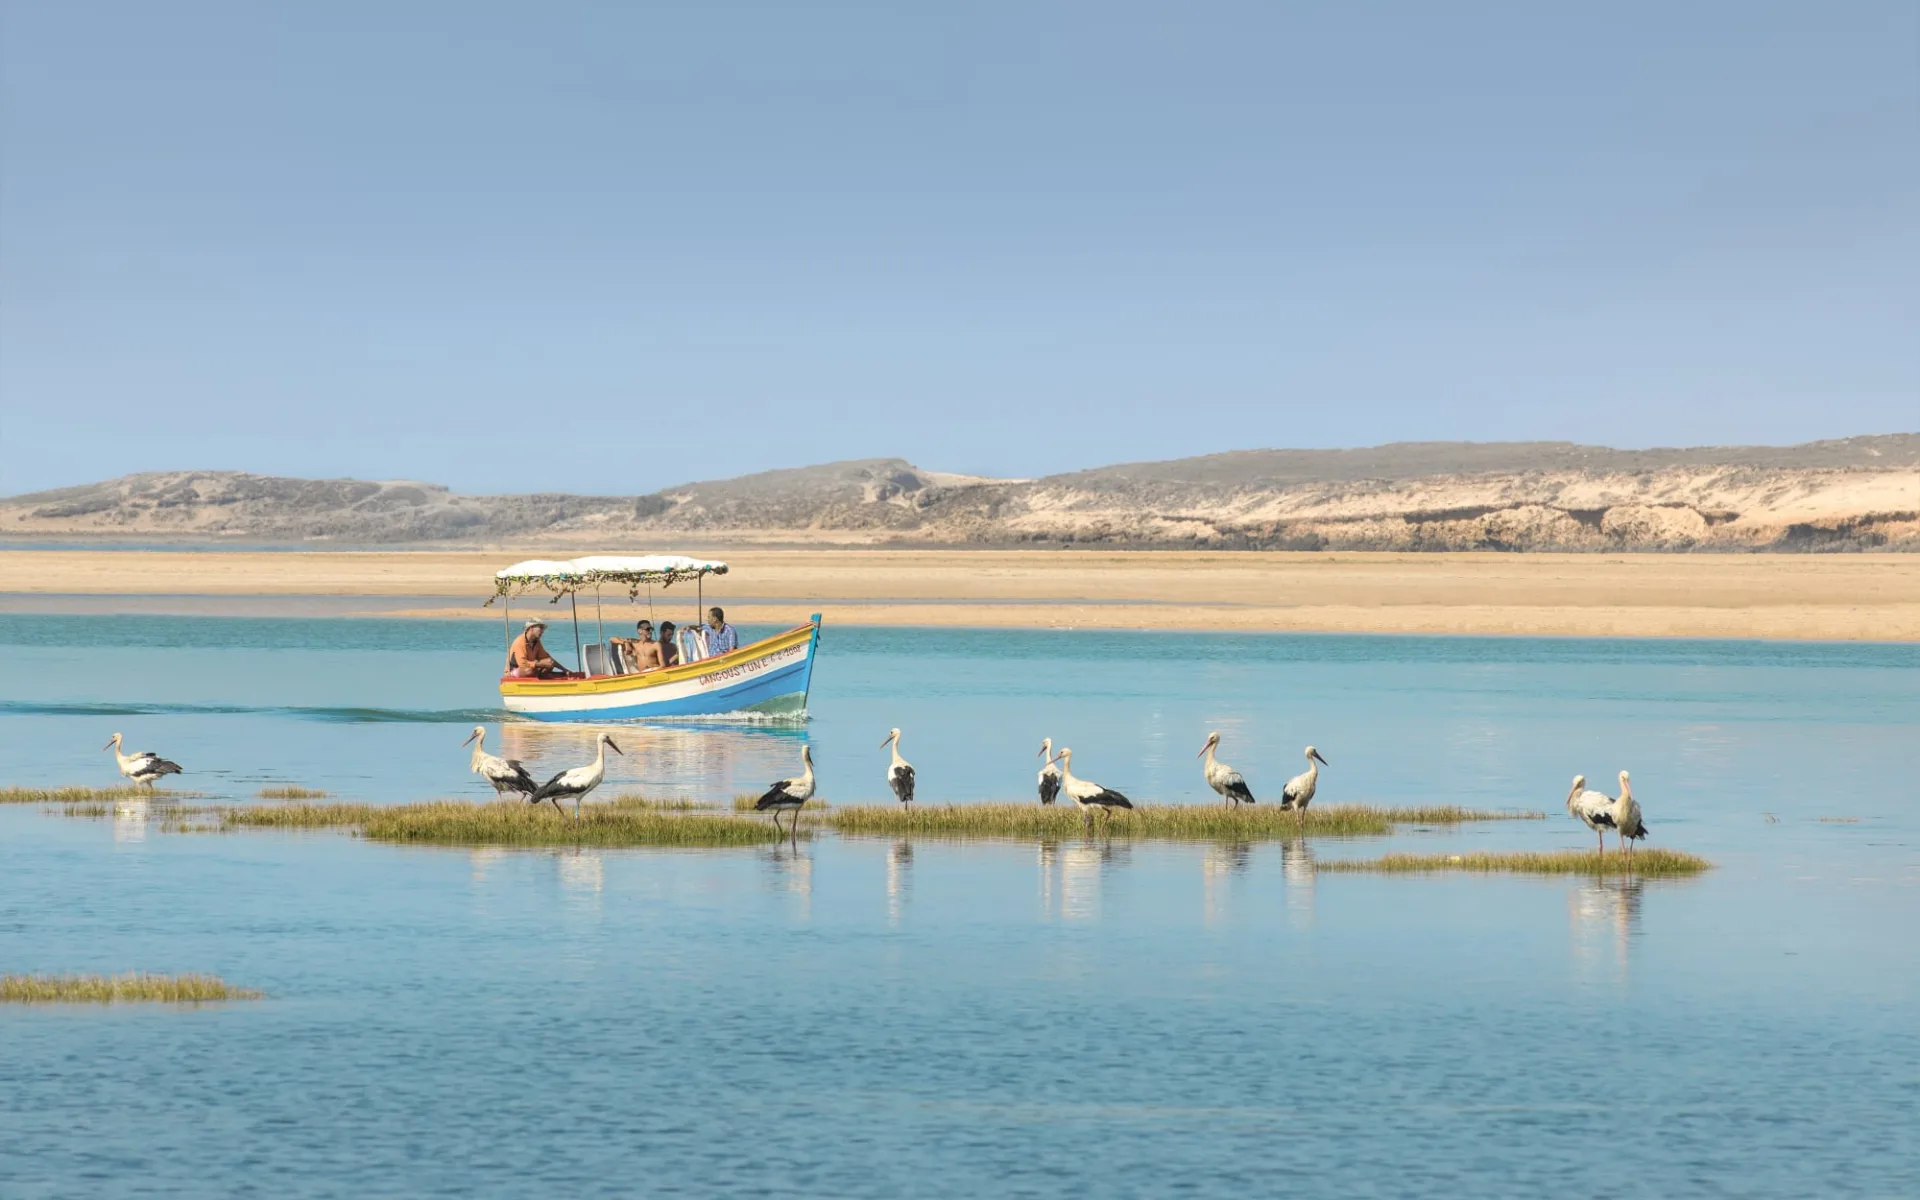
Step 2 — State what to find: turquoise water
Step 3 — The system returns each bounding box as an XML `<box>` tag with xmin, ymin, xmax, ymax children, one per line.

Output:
<box><xmin>2</xmin><ymin>614</ymin><xmax>1916</xmax><ymax>1196</ymax></box>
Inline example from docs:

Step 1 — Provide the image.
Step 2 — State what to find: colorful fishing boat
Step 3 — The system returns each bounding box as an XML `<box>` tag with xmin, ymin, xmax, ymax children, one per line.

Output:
<box><xmin>490</xmin><ymin>555</ymin><xmax>820</xmax><ymax>722</ymax></box>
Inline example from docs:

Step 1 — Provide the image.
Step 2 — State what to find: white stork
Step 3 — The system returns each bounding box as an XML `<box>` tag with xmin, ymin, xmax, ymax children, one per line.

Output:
<box><xmin>1036</xmin><ymin>738</ymin><xmax>1062</xmax><ymax>806</ymax></box>
<box><xmin>1198</xmin><ymin>731</ymin><xmax>1255</xmax><ymax>807</ymax></box>
<box><xmin>462</xmin><ymin>726</ymin><xmax>537</xmax><ymax>798</ymax></box>
<box><xmin>528</xmin><ymin>733</ymin><xmax>622</xmax><ymax>818</ymax></box>
<box><xmin>1280</xmin><ymin>746</ymin><xmax>1328</xmax><ymax>812</ymax></box>
<box><xmin>1045</xmin><ymin>747</ymin><xmax>1133</xmax><ymax>829</ymax></box>
<box><xmin>753</xmin><ymin>745</ymin><xmax>815</xmax><ymax>836</ymax></box>
<box><xmin>1565</xmin><ymin>774</ymin><xmax>1617</xmax><ymax>859</ymax></box>
<box><xmin>881</xmin><ymin>728</ymin><xmax>915</xmax><ymax>807</ymax></box>
<box><xmin>1611</xmin><ymin>770</ymin><xmax>1648</xmax><ymax>865</ymax></box>
<box><xmin>103</xmin><ymin>732</ymin><xmax>183</xmax><ymax>789</ymax></box>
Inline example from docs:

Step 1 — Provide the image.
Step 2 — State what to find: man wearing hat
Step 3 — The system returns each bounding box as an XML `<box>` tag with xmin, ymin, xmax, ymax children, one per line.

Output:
<box><xmin>505</xmin><ymin>619</ymin><xmax>571</xmax><ymax>678</ymax></box>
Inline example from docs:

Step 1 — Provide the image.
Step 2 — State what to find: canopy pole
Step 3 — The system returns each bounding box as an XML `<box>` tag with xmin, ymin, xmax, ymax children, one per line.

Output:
<box><xmin>647</xmin><ymin>582</ymin><xmax>654</xmax><ymax>622</ymax></box>
<box><xmin>595</xmin><ymin>586</ymin><xmax>606</xmax><ymax>664</ymax></box>
<box><xmin>570</xmin><ymin>591</ymin><xmax>583</xmax><ymax>676</ymax></box>
<box><xmin>503</xmin><ymin>594</ymin><xmax>510</xmax><ymax>651</ymax></box>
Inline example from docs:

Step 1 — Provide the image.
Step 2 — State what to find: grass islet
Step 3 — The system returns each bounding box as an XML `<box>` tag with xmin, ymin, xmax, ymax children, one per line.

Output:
<box><xmin>1</xmin><ymin>972</ymin><xmax>262</xmax><ymax>1004</ymax></box>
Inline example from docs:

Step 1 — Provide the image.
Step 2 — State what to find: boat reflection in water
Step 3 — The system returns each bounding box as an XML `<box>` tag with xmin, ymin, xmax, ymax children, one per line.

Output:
<box><xmin>494</xmin><ymin>721</ymin><xmax>807</xmax><ymax>806</ymax></box>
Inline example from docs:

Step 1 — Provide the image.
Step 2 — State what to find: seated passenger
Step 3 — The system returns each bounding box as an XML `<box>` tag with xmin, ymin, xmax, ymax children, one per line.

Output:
<box><xmin>611</xmin><ymin>620</ymin><xmax>665</xmax><ymax>672</ymax></box>
<box><xmin>704</xmin><ymin>607</ymin><xmax>739</xmax><ymax>657</ymax></box>
<box><xmin>506</xmin><ymin>619</ymin><xmax>572</xmax><ymax>679</ymax></box>
<box><xmin>657</xmin><ymin>621</ymin><xmax>681</xmax><ymax>667</ymax></box>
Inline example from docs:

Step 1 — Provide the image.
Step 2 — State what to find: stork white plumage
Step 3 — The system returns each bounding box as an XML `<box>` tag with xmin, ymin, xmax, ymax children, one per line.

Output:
<box><xmin>103</xmin><ymin>732</ymin><xmax>183</xmax><ymax>789</ymax></box>
<box><xmin>1045</xmin><ymin>747</ymin><xmax>1133</xmax><ymax>829</ymax></box>
<box><xmin>1198</xmin><ymin>731</ymin><xmax>1255</xmax><ymax>806</ymax></box>
<box><xmin>528</xmin><ymin>733</ymin><xmax>622</xmax><ymax>818</ymax></box>
<box><xmin>1036</xmin><ymin>738</ymin><xmax>1062</xmax><ymax>806</ymax></box>
<box><xmin>881</xmin><ymin>728</ymin><xmax>915</xmax><ymax>807</ymax></box>
<box><xmin>1565</xmin><ymin>774</ymin><xmax>1617</xmax><ymax>859</ymax></box>
<box><xmin>1611</xmin><ymin>770</ymin><xmax>1649</xmax><ymax>865</ymax></box>
<box><xmin>1280</xmin><ymin>746</ymin><xmax>1328</xmax><ymax>811</ymax></box>
<box><xmin>461</xmin><ymin>726</ymin><xmax>538</xmax><ymax>798</ymax></box>
<box><xmin>754</xmin><ymin>745</ymin><xmax>815</xmax><ymax>836</ymax></box>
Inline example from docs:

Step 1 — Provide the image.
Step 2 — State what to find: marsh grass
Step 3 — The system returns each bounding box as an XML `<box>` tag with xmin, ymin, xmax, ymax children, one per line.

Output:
<box><xmin>1</xmin><ymin>786</ymin><xmax>195</xmax><ymax>804</ymax></box>
<box><xmin>606</xmin><ymin>793</ymin><xmax>715</xmax><ymax>811</ymax></box>
<box><xmin>1816</xmin><ymin>816</ymin><xmax>1862</xmax><ymax>824</ymax></box>
<box><xmin>219</xmin><ymin>802</ymin><xmax>384</xmax><ymax>829</ymax></box>
<box><xmin>257</xmin><ymin>786</ymin><xmax>330</xmax><ymax>800</ymax></box>
<box><xmin>1</xmin><ymin>972</ymin><xmax>262</xmax><ymax>1003</ymax></box>
<box><xmin>362</xmin><ymin>801</ymin><xmax>796</xmax><ymax>847</ymax></box>
<box><xmin>819</xmin><ymin>803</ymin><xmax>1541</xmax><ymax>840</ymax></box>
<box><xmin>1318</xmin><ymin>848</ymin><xmax>1712</xmax><ymax>877</ymax></box>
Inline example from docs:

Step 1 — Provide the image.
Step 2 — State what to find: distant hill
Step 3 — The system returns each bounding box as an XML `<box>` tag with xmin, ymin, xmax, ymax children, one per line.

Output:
<box><xmin>5</xmin><ymin>436</ymin><xmax>1918</xmax><ymax>551</ymax></box>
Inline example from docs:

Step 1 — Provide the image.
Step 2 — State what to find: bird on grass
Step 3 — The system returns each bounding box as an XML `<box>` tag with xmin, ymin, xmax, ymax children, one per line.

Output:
<box><xmin>1198</xmin><ymin>732</ymin><xmax>1255</xmax><ymax>807</ymax></box>
<box><xmin>103</xmin><ymin>732</ymin><xmax>183</xmax><ymax>789</ymax></box>
<box><xmin>1611</xmin><ymin>770</ymin><xmax>1648</xmax><ymax>865</ymax></box>
<box><xmin>1565</xmin><ymin>774</ymin><xmax>1618</xmax><ymax>860</ymax></box>
<box><xmin>1045</xmin><ymin>747</ymin><xmax>1133</xmax><ymax>830</ymax></box>
<box><xmin>529</xmin><ymin>733</ymin><xmax>621</xmax><ymax>819</ymax></box>
<box><xmin>1280</xmin><ymin>747</ymin><xmax>1328</xmax><ymax>812</ymax></box>
<box><xmin>1036</xmin><ymin>738</ymin><xmax>1062</xmax><ymax>806</ymax></box>
<box><xmin>881</xmin><ymin>728</ymin><xmax>915</xmax><ymax>808</ymax></box>
<box><xmin>462</xmin><ymin>726</ymin><xmax>537</xmax><ymax>799</ymax></box>
<box><xmin>754</xmin><ymin>745</ymin><xmax>815</xmax><ymax>837</ymax></box>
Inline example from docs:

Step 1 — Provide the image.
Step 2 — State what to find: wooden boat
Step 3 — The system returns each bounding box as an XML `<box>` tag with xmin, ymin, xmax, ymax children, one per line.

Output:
<box><xmin>491</xmin><ymin>555</ymin><xmax>820</xmax><ymax>722</ymax></box>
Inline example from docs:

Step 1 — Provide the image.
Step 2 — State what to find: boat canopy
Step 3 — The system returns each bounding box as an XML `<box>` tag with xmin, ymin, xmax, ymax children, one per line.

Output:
<box><xmin>490</xmin><ymin>554</ymin><xmax>729</xmax><ymax>601</ymax></box>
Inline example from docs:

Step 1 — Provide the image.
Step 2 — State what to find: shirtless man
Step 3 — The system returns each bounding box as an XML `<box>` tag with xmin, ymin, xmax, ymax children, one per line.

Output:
<box><xmin>506</xmin><ymin>619</ymin><xmax>571</xmax><ymax>678</ymax></box>
<box><xmin>611</xmin><ymin>620</ymin><xmax>665</xmax><ymax>672</ymax></box>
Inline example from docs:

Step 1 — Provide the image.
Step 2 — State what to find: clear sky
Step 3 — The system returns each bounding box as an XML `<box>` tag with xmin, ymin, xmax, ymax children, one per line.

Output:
<box><xmin>1</xmin><ymin>1</ymin><xmax>1913</xmax><ymax>496</ymax></box>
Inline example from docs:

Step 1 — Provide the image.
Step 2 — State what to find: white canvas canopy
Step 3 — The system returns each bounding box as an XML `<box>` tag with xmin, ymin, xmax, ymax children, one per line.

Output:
<box><xmin>490</xmin><ymin>554</ymin><xmax>728</xmax><ymax>600</ymax></box>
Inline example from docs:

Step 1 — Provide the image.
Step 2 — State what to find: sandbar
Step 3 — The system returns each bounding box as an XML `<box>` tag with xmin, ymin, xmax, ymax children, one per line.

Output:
<box><xmin>1</xmin><ymin>549</ymin><xmax>1916</xmax><ymax>641</ymax></box>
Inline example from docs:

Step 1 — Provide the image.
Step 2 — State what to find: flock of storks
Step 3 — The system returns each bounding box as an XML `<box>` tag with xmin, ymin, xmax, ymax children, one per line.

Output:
<box><xmin>106</xmin><ymin>725</ymin><xmax>1647</xmax><ymax>858</ymax></box>
<box><xmin>458</xmin><ymin>726</ymin><xmax>1335</xmax><ymax>834</ymax></box>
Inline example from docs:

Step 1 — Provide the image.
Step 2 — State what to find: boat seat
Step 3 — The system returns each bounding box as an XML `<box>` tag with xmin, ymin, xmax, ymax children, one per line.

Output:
<box><xmin>582</xmin><ymin>643</ymin><xmax>610</xmax><ymax>677</ymax></box>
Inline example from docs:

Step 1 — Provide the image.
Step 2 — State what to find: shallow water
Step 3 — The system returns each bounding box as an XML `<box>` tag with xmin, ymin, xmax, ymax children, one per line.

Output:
<box><xmin>1</xmin><ymin>614</ymin><xmax>1916</xmax><ymax>1197</ymax></box>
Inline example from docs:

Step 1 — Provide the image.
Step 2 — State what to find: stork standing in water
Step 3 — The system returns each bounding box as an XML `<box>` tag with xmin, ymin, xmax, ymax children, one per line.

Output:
<box><xmin>1198</xmin><ymin>732</ymin><xmax>1255</xmax><ymax>807</ymax></box>
<box><xmin>461</xmin><ymin>726</ymin><xmax>537</xmax><ymax>799</ymax></box>
<box><xmin>528</xmin><ymin>733</ymin><xmax>622</xmax><ymax>818</ymax></box>
<box><xmin>1565</xmin><ymin>774</ymin><xmax>1618</xmax><ymax>860</ymax></box>
<box><xmin>1045</xmin><ymin>747</ymin><xmax>1133</xmax><ymax>830</ymax></box>
<box><xmin>1036</xmin><ymin>738</ymin><xmax>1062</xmax><ymax>806</ymax></box>
<box><xmin>754</xmin><ymin>746</ymin><xmax>815</xmax><ymax>838</ymax></box>
<box><xmin>881</xmin><ymin>728</ymin><xmax>915</xmax><ymax>808</ymax></box>
<box><xmin>1610</xmin><ymin>770</ymin><xmax>1648</xmax><ymax>866</ymax></box>
<box><xmin>103</xmin><ymin>733</ymin><xmax>183</xmax><ymax>789</ymax></box>
<box><xmin>1280</xmin><ymin>746</ymin><xmax>1328</xmax><ymax>812</ymax></box>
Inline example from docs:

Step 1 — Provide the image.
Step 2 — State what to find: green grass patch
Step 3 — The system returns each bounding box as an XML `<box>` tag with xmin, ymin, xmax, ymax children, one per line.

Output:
<box><xmin>605</xmin><ymin>793</ymin><xmax>715</xmax><ymax>811</ymax></box>
<box><xmin>1</xmin><ymin>972</ymin><xmax>262</xmax><ymax>1004</ymax></box>
<box><xmin>362</xmin><ymin>801</ymin><xmax>797</xmax><ymax>847</ymax></box>
<box><xmin>1</xmin><ymin>786</ymin><xmax>194</xmax><ymax>804</ymax></box>
<box><xmin>256</xmin><ymin>786</ymin><xmax>330</xmax><ymax>800</ymax></box>
<box><xmin>818</xmin><ymin>803</ymin><xmax>1540</xmax><ymax>840</ymax></box>
<box><xmin>219</xmin><ymin>803</ymin><xmax>384</xmax><ymax>829</ymax></box>
<box><xmin>1318</xmin><ymin>848</ymin><xmax>1712</xmax><ymax>877</ymax></box>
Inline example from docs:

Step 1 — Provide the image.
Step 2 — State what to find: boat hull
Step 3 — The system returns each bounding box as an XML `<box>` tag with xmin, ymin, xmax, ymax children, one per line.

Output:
<box><xmin>499</xmin><ymin>617</ymin><xmax>819</xmax><ymax>721</ymax></box>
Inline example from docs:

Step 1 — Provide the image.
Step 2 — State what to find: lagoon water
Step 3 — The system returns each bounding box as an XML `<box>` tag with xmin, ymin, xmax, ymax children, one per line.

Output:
<box><xmin>1</xmin><ymin>614</ymin><xmax>1915</xmax><ymax>1196</ymax></box>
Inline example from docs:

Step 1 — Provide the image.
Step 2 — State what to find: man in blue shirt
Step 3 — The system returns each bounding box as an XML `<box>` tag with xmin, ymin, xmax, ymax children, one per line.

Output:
<box><xmin>705</xmin><ymin>607</ymin><xmax>739</xmax><ymax>657</ymax></box>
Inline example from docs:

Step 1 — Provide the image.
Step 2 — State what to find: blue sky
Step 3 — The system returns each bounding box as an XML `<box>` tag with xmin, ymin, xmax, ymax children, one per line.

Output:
<box><xmin>1</xmin><ymin>1</ymin><xmax>1913</xmax><ymax>496</ymax></box>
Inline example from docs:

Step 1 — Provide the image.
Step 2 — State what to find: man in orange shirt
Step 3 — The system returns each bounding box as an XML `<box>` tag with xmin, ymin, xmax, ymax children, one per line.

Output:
<box><xmin>506</xmin><ymin>620</ymin><xmax>571</xmax><ymax>678</ymax></box>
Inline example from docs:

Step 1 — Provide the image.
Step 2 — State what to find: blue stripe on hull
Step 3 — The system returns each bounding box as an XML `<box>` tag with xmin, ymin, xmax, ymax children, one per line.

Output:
<box><xmin>516</xmin><ymin>655</ymin><xmax>814</xmax><ymax>722</ymax></box>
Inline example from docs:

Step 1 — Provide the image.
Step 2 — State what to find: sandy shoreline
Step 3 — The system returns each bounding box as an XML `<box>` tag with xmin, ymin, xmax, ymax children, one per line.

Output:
<box><xmin>2</xmin><ymin>549</ymin><xmax>1917</xmax><ymax>641</ymax></box>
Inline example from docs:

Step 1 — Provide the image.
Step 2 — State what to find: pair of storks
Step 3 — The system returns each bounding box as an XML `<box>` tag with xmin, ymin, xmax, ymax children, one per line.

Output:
<box><xmin>1566</xmin><ymin>771</ymin><xmax>1649</xmax><ymax>863</ymax></box>
<box><xmin>754</xmin><ymin>728</ymin><xmax>909</xmax><ymax>835</ymax></box>
<box><xmin>464</xmin><ymin>726</ymin><xmax>621</xmax><ymax>818</ymax></box>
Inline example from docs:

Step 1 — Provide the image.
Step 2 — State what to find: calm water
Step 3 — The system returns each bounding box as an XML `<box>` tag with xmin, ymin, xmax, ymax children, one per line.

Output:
<box><xmin>1</xmin><ymin>614</ymin><xmax>1916</xmax><ymax>1197</ymax></box>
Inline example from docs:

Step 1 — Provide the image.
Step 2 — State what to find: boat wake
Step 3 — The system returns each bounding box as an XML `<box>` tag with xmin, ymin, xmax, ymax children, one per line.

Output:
<box><xmin>0</xmin><ymin>700</ymin><xmax>509</xmax><ymax>725</ymax></box>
